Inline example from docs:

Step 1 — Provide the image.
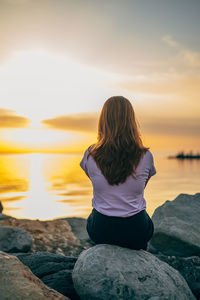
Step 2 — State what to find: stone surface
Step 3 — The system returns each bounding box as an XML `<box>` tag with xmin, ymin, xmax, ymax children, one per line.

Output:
<box><xmin>16</xmin><ymin>251</ymin><xmax>80</xmax><ymax>300</ymax></box>
<box><xmin>72</xmin><ymin>244</ymin><xmax>195</xmax><ymax>300</ymax></box>
<box><xmin>0</xmin><ymin>225</ymin><xmax>32</xmax><ymax>253</ymax></box>
<box><xmin>149</xmin><ymin>193</ymin><xmax>200</xmax><ymax>257</ymax></box>
<box><xmin>0</xmin><ymin>251</ymin><xmax>69</xmax><ymax>300</ymax></box>
<box><xmin>62</xmin><ymin>217</ymin><xmax>94</xmax><ymax>248</ymax></box>
<box><xmin>0</xmin><ymin>218</ymin><xmax>84</xmax><ymax>256</ymax></box>
<box><xmin>156</xmin><ymin>254</ymin><xmax>200</xmax><ymax>299</ymax></box>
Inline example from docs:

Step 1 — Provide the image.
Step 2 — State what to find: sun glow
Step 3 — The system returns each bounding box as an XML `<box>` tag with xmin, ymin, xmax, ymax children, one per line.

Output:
<box><xmin>1</xmin><ymin>128</ymin><xmax>95</xmax><ymax>153</ymax></box>
<box><xmin>4</xmin><ymin>128</ymin><xmax>69</xmax><ymax>149</ymax></box>
<box><xmin>0</xmin><ymin>49</ymin><xmax>115</xmax><ymax>124</ymax></box>
<box><xmin>0</xmin><ymin>49</ymin><xmax>118</xmax><ymax>151</ymax></box>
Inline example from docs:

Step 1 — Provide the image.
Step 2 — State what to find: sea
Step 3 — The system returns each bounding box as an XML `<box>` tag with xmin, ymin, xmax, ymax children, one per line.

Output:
<box><xmin>0</xmin><ymin>152</ymin><xmax>199</xmax><ymax>220</ymax></box>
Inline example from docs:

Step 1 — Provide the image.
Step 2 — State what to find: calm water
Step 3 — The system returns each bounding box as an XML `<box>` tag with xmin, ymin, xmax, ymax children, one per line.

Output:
<box><xmin>0</xmin><ymin>152</ymin><xmax>200</xmax><ymax>220</ymax></box>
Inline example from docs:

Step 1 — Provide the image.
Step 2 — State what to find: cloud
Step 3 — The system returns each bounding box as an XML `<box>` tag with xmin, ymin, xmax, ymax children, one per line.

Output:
<box><xmin>42</xmin><ymin>109</ymin><xmax>200</xmax><ymax>139</ymax></box>
<box><xmin>162</xmin><ymin>35</ymin><xmax>180</xmax><ymax>48</ymax></box>
<box><xmin>162</xmin><ymin>35</ymin><xmax>200</xmax><ymax>68</ymax></box>
<box><xmin>0</xmin><ymin>108</ymin><xmax>13</xmax><ymax>115</ymax></box>
<box><xmin>0</xmin><ymin>108</ymin><xmax>30</xmax><ymax>128</ymax></box>
<box><xmin>2</xmin><ymin>0</ymin><xmax>32</xmax><ymax>3</ymax></box>
<box><xmin>180</xmin><ymin>50</ymin><xmax>200</xmax><ymax>68</ymax></box>
<box><xmin>0</xmin><ymin>0</ymin><xmax>178</xmax><ymax>75</ymax></box>
<box><xmin>42</xmin><ymin>113</ymin><xmax>98</xmax><ymax>132</ymax></box>
<box><xmin>116</xmin><ymin>73</ymin><xmax>200</xmax><ymax>125</ymax></box>
<box><xmin>117</xmin><ymin>74</ymin><xmax>200</xmax><ymax>97</ymax></box>
<box><xmin>141</xmin><ymin>117</ymin><xmax>200</xmax><ymax>137</ymax></box>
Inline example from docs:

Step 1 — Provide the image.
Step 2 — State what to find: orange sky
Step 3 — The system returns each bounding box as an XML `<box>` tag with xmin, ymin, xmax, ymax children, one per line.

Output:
<box><xmin>0</xmin><ymin>0</ymin><xmax>199</xmax><ymax>153</ymax></box>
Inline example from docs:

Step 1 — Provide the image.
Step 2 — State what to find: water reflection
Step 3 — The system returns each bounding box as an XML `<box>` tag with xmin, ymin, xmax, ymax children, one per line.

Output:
<box><xmin>1</xmin><ymin>153</ymin><xmax>92</xmax><ymax>219</ymax></box>
<box><xmin>0</xmin><ymin>155</ymin><xmax>29</xmax><ymax>195</ymax></box>
<box><xmin>0</xmin><ymin>195</ymin><xmax>26</xmax><ymax>202</ymax></box>
<box><xmin>145</xmin><ymin>153</ymin><xmax>200</xmax><ymax>215</ymax></box>
<box><xmin>0</xmin><ymin>153</ymin><xmax>199</xmax><ymax>220</ymax></box>
<box><xmin>0</xmin><ymin>154</ymin><xmax>29</xmax><ymax>214</ymax></box>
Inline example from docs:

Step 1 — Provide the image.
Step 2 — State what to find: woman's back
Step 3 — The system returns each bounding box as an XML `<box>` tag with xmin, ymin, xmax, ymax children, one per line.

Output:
<box><xmin>80</xmin><ymin>148</ymin><xmax>156</xmax><ymax>217</ymax></box>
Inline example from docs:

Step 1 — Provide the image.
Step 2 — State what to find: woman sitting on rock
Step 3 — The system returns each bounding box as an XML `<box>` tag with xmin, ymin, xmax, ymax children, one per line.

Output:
<box><xmin>80</xmin><ymin>96</ymin><xmax>156</xmax><ymax>250</ymax></box>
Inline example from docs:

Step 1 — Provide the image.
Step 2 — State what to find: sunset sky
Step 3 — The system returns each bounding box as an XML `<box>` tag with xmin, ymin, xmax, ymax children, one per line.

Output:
<box><xmin>0</xmin><ymin>0</ymin><xmax>200</xmax><ymax>153</ymax></box>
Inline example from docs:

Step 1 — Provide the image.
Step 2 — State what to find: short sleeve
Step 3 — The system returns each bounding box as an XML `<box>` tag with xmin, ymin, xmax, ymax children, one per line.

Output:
<box><xmin>80</xmin><ymin>149</ymin><xmax>89</xmax><ymax>177</ymax></box>
<box><xmin>148</xmin><ymin>152</ymin><xmax>156</xmax><ymax>177</ymax></box>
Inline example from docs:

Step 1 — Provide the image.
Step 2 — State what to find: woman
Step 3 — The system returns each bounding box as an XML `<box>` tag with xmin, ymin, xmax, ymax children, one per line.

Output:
<box><xmin>80</xmin><ymin>96</ymin><xmax>156</xmax><ymax>250</ymax></box>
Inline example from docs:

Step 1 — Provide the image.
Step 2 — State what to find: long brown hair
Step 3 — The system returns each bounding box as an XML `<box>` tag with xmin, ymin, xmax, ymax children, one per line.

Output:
<box><xmin>89</xmin><ymin>96</ymin><xmax>148</xmax><ymax>185</ymax></box>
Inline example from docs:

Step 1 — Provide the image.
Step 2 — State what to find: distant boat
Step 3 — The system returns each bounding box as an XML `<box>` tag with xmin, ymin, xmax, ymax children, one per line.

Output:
<box><xmin>168</xmin><ymin>151</ymin><xmax>200</xmax><ymax>159</ymax></box>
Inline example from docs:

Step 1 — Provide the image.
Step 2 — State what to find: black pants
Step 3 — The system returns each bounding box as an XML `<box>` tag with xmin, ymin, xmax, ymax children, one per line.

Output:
<box><xmin>87</xmin><ymin>208</ymin><xmax>154</xmax><ymax>250</ymax></box>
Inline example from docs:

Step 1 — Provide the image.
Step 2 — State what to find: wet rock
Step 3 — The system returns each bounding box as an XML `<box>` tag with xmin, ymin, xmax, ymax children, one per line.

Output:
<box><xmin>0</xmin><ymin>251</ymin><xmax>69</xmax><ymax>300</ymax></box>
<box><xmin>0</xmin><ymin>225</ymin><xmax>32</xmax><ymax>253</ymax></box>
<box><xmin>72</xmin><ymin>244</ymin><xmax>195</xmax><ymax>300</ymax></box>
<box><xmin>16</xmin><ymin>251</ymin><xmax>80</xmax><ymax>300</ymax></box>
<box><xmin>149</xmin><ymin>193</ymin><xmax>200</xmax><ymax>257</ymax></box>
<box><xmin>155</xmin><ymin>254</ymin><xmax>200</xmax><ymax>299</ymax></box>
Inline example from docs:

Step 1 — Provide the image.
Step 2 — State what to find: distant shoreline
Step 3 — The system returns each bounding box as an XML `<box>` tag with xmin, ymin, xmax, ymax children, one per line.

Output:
<box><xmin>168</xmin><ymin>152</ymin><xmax>200</xmax><ymax>160</ymax></box>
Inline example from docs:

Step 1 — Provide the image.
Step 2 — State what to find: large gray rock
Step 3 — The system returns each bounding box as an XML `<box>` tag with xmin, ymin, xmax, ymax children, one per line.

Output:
<box><xmin>15</xmin><ymin>252</ymin><xmax>80</xmax><ymax>300</ymax></box>
<box><xmin>0</xmin><ymin>251</ymin><xmax>69</xmax><ymax>300</ymax></box>
<box><xmin>72</xmin><ymin>244</ymin><xmax>195</xmax><ymax>300</ymax></box>
<box><xmin>0</xmin><ymin>225</ymin><xmax>32</xmax><ymax>253</ymax></box>
<box><xmin>155</xmin><ymin>254</ymin><xmax>200</xmax><ymax>299</ymax></box>
<box><xmin>149</xmin><ymin>193</ymin><xmax>200</xmax><ymax>257</ymax></box>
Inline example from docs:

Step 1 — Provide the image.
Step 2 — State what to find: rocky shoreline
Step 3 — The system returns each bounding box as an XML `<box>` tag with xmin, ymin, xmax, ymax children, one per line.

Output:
<box><xmin>0</xmin><ymin>193</ymin><xmax>200</xmax><ymax>299</ymax></box>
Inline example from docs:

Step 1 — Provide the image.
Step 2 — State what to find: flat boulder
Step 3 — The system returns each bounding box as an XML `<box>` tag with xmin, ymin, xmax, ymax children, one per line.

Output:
<box><xmin>0</xmin><ymin>251</ymin><xmax>69</xmax><ymax>300</ymax></box>
<box><xmin>72</xmin><ymin>244</ymin><xmax>195</xmax><ymax>300</ymax></box>
<box><xmin>149</xmin><ymin>193</ymin><xmax>200</xmax><ymax>257</ymax></box>
<box><xmin>0</xmin><ymin>225</ymin><xmax>32</xmax><ymax>253</ymax></box>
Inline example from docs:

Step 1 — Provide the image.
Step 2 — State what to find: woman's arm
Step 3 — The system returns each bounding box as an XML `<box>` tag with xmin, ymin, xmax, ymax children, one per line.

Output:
<box><xmin>80</xmin><ymin>149</ymin><xmax>90</xmax><ymax>178</ymax></box>
<box><xmin>144</xmin><ymin>177</ymin><xmax>150</xmax><ymax>188</ymax></box>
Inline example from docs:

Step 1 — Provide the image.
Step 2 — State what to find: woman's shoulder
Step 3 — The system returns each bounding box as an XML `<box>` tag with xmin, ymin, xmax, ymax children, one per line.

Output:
<box><xmin>144</xmin><ymin>149</ymin><xmax>154</xmax><ymax>158</ymax></box>
<box><xmin>84</xmin><ymin>144</ymin><xmax>95</xmax><ymax>155</ymax></box>
<box><xmin>80</xmin><ymin>145</ymin><xmax>95</xmax><ymax>174</ymax></box>
<box><xmin>140</xmin><ymin>149</ymin><xmax>154</xmax><ymax>164</ymax></box>
<box><xmin>82</xmin><ymin>145</ymin><xmax>95</xmax><ymax>162</ymax></box>
<box><xmin>88</xmin><ymin>144</ymin><xmax>95</xmax><ymax>151</ymax></box>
